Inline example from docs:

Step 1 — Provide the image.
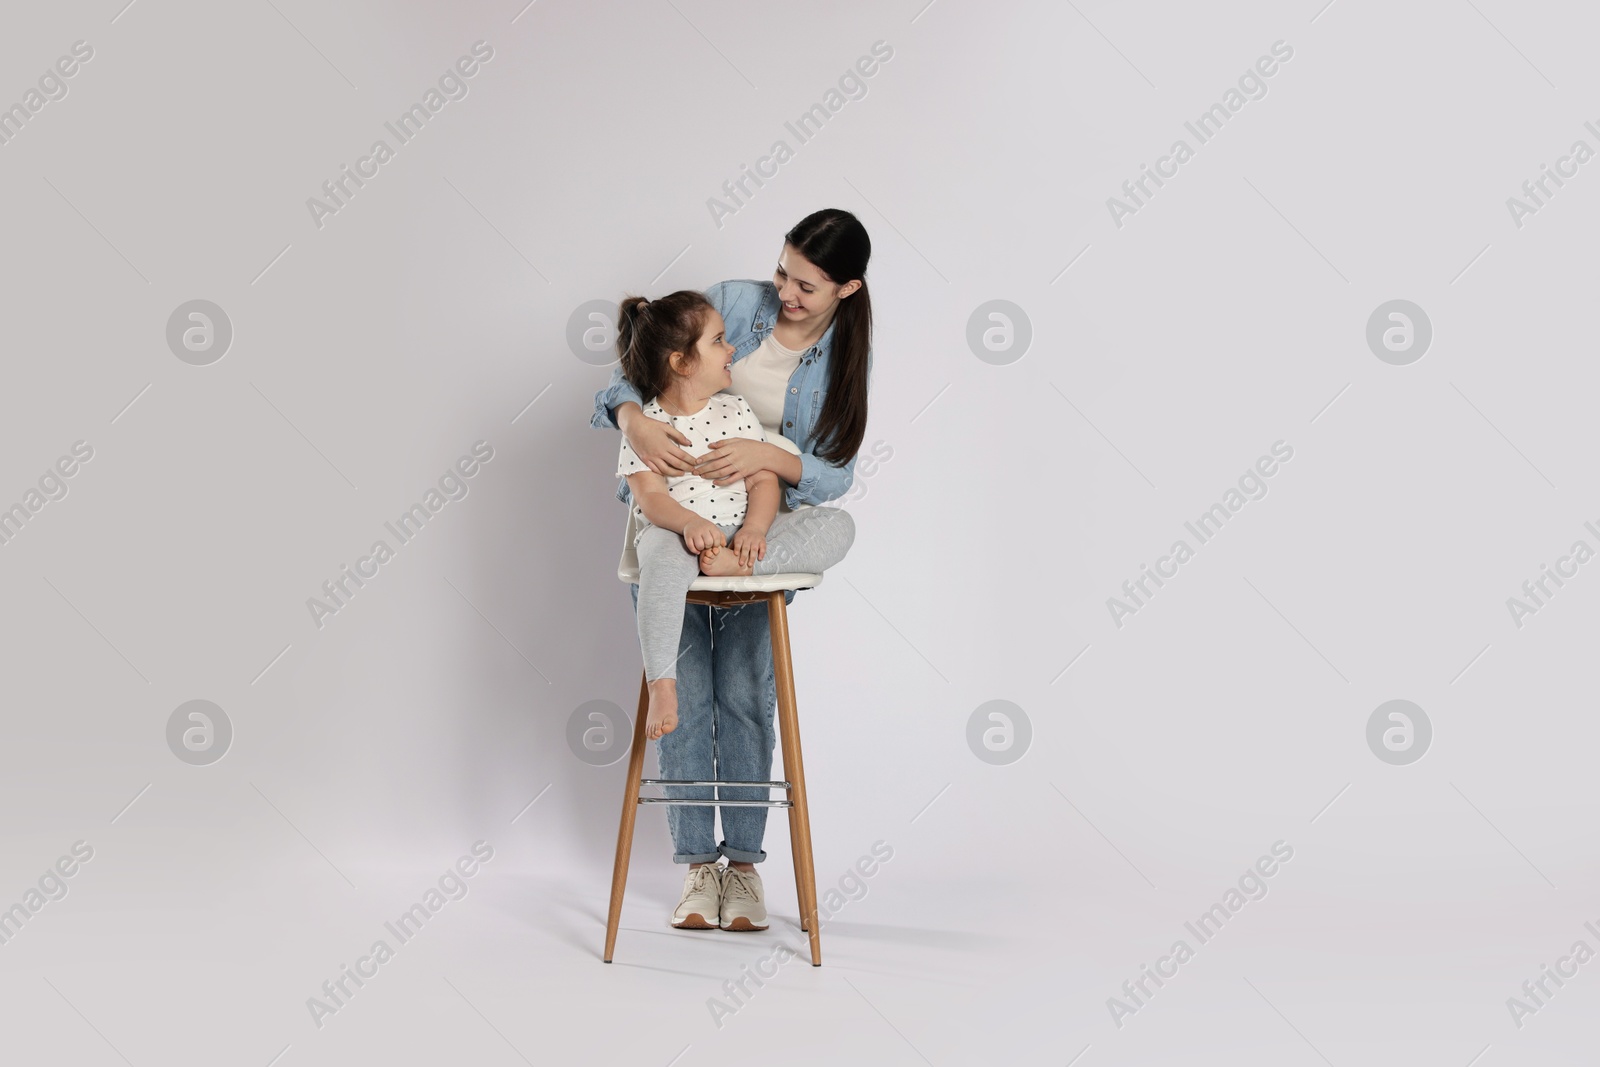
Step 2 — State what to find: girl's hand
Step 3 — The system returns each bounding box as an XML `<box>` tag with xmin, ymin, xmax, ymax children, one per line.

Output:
<box><xmin>696</xmin><ymin>438</ymin><xmax>772</xmax><ymax>486</ymax></box>
<box><xmin>682</xmin><ymin>518</ymin><xmax>725</xmax><ymax>554</ymax></box>
<box><xmin>625</xmin><ymin>413</ymin><xmax>698</xmax><ymax>476</ymax></box>
<box><xmin>732</xmin><ymin>527</ymin><xmax>767</xmax><ymax>566</ymax></box>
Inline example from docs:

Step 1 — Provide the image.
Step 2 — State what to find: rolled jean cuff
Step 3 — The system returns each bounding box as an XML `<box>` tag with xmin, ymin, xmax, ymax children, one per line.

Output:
<box><xmin>718</xmin><ymin>842</ymin><xmax>767</xmax><ymax>864</ymax></box>
<box><xmin>673</xmin><ymin>849</ymin><xmax>723</xmax><ymax>865</ymax></box>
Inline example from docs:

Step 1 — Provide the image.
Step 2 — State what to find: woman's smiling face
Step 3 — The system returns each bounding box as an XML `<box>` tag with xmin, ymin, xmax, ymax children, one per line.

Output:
<box><xmin>774</xmin><ymin>245</ymin><xmax>859</xmax><ymax>328</ymax></box>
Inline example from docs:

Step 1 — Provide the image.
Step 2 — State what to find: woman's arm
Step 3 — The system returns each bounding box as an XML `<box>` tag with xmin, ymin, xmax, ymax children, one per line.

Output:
<box><xmin>614</xmin><ymin>401</ymin><xmax>641</xmax><ymax>434</ymax></box>
<box><xmin>763</xmin><ymin>446</ymin><xmax>802</xmax><ymax>489</ymax></box>
<box><xmin>696</xmin><ymin>437</ymin><xmax>856</xmax><ymax>508</ymax></box>
<box><xmin>739</xmin><ymin>469</ymin><xmax>781</xmax><ymax>533</ymax></box>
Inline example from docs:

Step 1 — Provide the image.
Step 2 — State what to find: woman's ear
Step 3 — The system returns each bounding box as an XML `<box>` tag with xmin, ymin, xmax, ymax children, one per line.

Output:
<box><xmin>837</xmin><ymin>279</ymin><xmax>863</xmax><ymax>299</ymax></box>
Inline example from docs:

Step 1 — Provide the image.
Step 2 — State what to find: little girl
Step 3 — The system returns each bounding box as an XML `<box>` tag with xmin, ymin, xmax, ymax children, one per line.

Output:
<box><xmin>613</xmin><ymin>290</ymin><xmax>784</xmax><ymax>742</ymax></box>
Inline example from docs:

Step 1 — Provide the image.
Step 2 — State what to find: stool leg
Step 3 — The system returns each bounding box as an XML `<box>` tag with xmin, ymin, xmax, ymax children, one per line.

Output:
<box><xmin>764</xmin><ymin>595</ymin><xmax>809</xmax><ymax>937</ymax></box>
<box><xmin>603</xmin><ymin>669</ymin><xmax>650</xmax><ymax>962</ymax></box>
<box><xmin>768</xmin><ymin>592</ymin><xmax>821</xmax><ymax>966</ymax></box>
<box><xmin>774</xmin><ymin>664</ymin><xmax>810</xmax><ymax>936</ymax></box>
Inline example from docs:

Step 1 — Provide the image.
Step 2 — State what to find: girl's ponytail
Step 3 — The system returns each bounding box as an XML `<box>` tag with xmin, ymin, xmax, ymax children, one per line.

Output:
<box><xmin>616</xmin><ymin>296</ymin><xmax>651</xmax><ymax>399</ymax></box>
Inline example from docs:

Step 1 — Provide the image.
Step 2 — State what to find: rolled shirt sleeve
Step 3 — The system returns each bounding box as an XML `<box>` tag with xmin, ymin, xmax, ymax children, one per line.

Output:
<box><xmin>590</xmin><ymin>361</ymin><xmax>643</xmax><ymax>431</ymax></box>
<box><xmin>787</xmin><ymin>448</ymin><xmax>857</xmax><ymax>510</ymax></box>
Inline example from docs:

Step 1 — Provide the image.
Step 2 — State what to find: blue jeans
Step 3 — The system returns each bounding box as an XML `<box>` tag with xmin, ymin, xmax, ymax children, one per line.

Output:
<box><xmin>628</xmin><ymin>583</ymin><xmax>796</xmax><ymax>864</ymax></box>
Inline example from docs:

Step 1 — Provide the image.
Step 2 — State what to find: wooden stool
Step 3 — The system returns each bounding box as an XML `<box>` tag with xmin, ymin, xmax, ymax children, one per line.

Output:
<box><xmin>603</xmin><ymin>508</ymin><xmax>824</xmax><ymax>966</ymax></box>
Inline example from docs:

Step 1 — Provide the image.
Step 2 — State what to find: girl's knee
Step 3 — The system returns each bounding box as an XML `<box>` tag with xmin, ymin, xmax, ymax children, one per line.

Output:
<box><xmin>834</xmin><ymin>507</ymin><xmax>855</xmax><ymax>542</ymax></box>
<box><xmin>820</xmin><ymin>507</ymin><xmax>855</xmax><ymax>550</ymax></box>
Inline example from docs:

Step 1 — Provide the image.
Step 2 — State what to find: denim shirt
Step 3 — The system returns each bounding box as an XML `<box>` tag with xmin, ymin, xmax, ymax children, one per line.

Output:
<box><xmin>590</xmin><ymin>278</ymin><xmax>870</xmax><ymax>513</ymax></box>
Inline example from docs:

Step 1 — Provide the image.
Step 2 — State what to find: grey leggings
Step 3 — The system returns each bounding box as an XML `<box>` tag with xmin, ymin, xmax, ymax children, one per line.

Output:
<box><xmin>634</xmin><ymin>506</ymin><xmax>856</xmax><ymax>681</ymax></box>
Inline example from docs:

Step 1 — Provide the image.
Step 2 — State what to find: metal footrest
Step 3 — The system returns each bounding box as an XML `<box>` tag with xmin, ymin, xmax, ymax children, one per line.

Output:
<box><xmin>638</xmin><ymin>798</ymin><xmax>791</xmax><ymax>807</ymax></box>
<box><xmin>641</xmin><ymin>779</ymin><xmax>790</xmax><ymax>788</ymax></box>
<box><xmin>637</xmin><ymin>778</ymin><xmax>793</xmax><ymax>808</ymax></box>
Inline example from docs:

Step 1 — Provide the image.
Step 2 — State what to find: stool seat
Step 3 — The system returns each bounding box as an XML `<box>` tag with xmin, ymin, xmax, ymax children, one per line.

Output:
<box><xmin>615</xmin><ymin>507</ymin><xmax>823</xmax><ymax>593</ymax></box>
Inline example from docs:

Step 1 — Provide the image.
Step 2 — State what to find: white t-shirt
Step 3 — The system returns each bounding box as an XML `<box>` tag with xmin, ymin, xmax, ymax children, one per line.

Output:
<box><xmin>616</xmin><ymin>392</ymin><xmax>766</xmax><ymax>528</ymax></box>
<box><xmin>728</xmin><ymin>333</ymin><xmax>806</xmax><ymax>438</ymax></box>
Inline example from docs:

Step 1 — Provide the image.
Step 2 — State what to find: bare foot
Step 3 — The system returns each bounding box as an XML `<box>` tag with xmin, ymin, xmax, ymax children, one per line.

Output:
<box><xmin>699</xmin><ymin>545</ymin><xmax>753</xmax><ymax>577</ymax></box>
<box><xmin>646</xmin><ymin>679</ymin><xmax>678</xmax><ymax>739</ymax></box>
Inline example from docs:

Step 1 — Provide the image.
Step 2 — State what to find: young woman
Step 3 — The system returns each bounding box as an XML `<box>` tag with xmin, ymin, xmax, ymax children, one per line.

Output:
<box><xmin>591</xmin><ymin>208</ymin><xmax>873</xmax><ymax>932</ymax></box>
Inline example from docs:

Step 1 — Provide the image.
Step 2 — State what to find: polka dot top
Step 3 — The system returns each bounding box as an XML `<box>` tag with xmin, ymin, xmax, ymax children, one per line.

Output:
<box><xmin>616</xmin><ymin>393</ymin><xmax>767</xmax><ymax>529</ymax></box>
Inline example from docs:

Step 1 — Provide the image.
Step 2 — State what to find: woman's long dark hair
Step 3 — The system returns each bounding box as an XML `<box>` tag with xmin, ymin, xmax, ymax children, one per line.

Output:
<box><xmin>785</xmin><ymin>209</ymin><xmax>871</xmax><ymax>465</ymax></box>
<box><xmin>614</xmin><ymin>289</ymin><xmax>715</xmax><ymax>406</ymax></box>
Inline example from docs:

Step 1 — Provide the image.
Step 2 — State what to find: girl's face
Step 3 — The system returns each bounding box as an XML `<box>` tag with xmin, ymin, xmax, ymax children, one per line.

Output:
<box><xmin>670</xmin><ymin>308</ymin><xmax>735</xmax><ymax>396</ymax></box>
<box><xmin>774</xmin><ymin>244</ymin><xmax>861</xmax><ymax>330</ymax></box>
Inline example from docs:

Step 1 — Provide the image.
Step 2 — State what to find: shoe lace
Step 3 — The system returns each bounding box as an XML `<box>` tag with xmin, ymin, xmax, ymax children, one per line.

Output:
<box><xmin>690</xmin><ymin>865</ymin><xmax>720</xmax><ymax>895</ymax></box>
<box><xmin>721</xmin><ymin>867</ymin><xmax>756</xmax><ymax>903</ymax></box>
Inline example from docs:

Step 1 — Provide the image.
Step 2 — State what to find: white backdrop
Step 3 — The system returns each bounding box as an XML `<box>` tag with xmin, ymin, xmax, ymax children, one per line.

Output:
<box><xmin>2</xmin><ymin>0</ymin><xmax>1598</xmax><ymax>1064</ymax></box>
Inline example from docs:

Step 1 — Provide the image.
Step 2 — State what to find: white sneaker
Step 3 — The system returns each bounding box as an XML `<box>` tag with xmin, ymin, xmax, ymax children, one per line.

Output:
<box><xmin>718</xmin><ymin>866</ymin><xmax>768</xmax><ymax>931</ymax></box>
<box><xmin>671</xmin><ymin>863</ymin><xmax>723</xmax><ymax>929</ymax></box>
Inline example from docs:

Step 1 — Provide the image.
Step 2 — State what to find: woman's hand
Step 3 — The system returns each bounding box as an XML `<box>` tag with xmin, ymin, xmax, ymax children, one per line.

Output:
<box><xmin>682</xmin><ymin>518</ymin><xmax>725</xmax><ymax>554</ymax></box>
<box><xmin>696</xmin><ymin>438</ymin><xmax>775</xmax><ymax>486</ymax></box>
<box><xmin>621</xmin><ymin>407</ymin><xmax>699</xmax><ymax>476</ymax></box>
<box><xmin>731</xmin><ymin>526</ymin><xmax>767</xmax><ymax>566</ymax></box>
